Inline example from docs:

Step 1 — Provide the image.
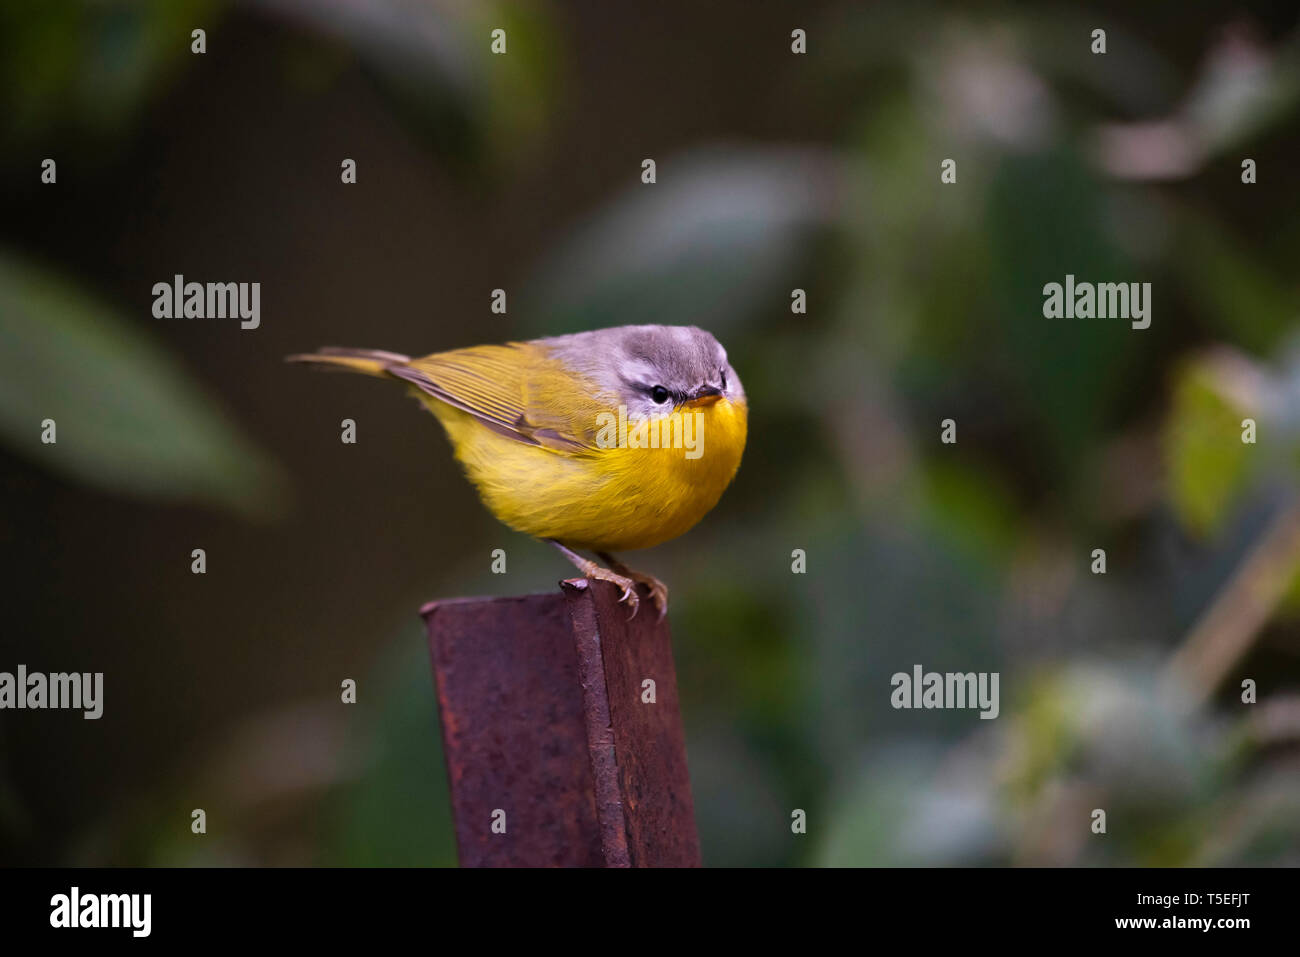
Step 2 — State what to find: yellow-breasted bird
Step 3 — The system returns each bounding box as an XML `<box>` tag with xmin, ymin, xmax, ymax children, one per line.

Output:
<box><xmin>288</xmin><ymin>324</ymin><xmax>747</xmax><ymax>617</ymax></box>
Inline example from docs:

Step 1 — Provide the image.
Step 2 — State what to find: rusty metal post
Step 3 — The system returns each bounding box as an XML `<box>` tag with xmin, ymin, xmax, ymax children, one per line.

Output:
<box><xmin>421</xmin><ymin>579</ymin><xmax>702</xmax><ymax>867</ymax></box>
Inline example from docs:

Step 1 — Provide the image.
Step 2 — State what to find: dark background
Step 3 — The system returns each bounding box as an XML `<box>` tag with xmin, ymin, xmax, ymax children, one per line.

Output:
<box><xmin>1</xmin><ymin>0</ymin><xmax>1299</xmax><ymax>866</ymax></box>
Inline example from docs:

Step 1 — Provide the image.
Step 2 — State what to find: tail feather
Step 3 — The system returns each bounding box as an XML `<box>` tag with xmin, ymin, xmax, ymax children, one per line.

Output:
<box><xmin>286</xmin><ymin>347</ymin><xmax>412</xmax><ymax>378</ymax></box>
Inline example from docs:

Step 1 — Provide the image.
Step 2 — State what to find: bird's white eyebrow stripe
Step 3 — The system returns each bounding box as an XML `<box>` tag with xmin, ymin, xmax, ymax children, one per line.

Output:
<box><xmin>618</xmin><ymin>358</ymin><xmax>658</xmax><ymax>383</ymax></box>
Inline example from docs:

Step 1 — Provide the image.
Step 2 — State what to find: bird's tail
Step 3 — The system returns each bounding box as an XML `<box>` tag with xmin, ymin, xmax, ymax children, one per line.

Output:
<box><xmin>285</xmin><ymin>347</ymin><xmax>412</xmax><ymax>377</ymax></box>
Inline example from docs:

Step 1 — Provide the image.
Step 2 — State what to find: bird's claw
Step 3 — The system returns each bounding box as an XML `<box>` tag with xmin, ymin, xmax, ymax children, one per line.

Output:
<box><xmin>642</xmin><ymin>578</ymin><xmax>669</xmax><ymax>621</ymax></box>
<box><xmin>599</xmin><ymin>554</ymin><xmax>668</xmax><ymax>621</ymax></box>
<box><xmin>621</xmin><ymin>588</ymin><xmax>639</xmax><ymax>619</ymax></box>
<box><xmin>582</xmin><ymin>565</ymin><xmax>641</xmax><ymax>619</ymax></box>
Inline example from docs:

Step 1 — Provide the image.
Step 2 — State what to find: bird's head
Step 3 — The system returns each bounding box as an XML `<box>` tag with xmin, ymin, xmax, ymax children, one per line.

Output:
<box><xmin>603</xmin><ymin>324</ymin><xmax>744</xmax><ymax>419</ymax></box>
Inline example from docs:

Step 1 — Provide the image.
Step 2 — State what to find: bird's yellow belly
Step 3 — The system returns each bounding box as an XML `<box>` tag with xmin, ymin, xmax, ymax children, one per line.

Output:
<box><xmin>425</xmin><ymin>396</ymin><xmax>747</xmax><ymax>552</ymax></box>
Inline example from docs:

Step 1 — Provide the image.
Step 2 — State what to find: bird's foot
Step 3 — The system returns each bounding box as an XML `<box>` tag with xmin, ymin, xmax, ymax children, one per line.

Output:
<box><xmin>549</xmin><ymin>541</ymin><xmax>641</xmax><ymax>618</ymax></box>
<box><xmin>582</xmin><ymin>564</ymin><xmax>642</xmax><ymax>618</ymax></box>
<box><xmin>599</xmin><ymin>553</ymin><xmax>668</xmax><ymax>621</ymax></box>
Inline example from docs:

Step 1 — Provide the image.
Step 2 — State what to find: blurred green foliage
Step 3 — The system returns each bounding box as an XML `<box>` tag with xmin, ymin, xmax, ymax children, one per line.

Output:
<box><xmin>0</xmin><ymin>252</ymin><xmax>285</xmax><ymax>515</ymax></box>
<box><xmin>0</xmin><ymin>0</ymin><xmax>218</xmax><ymax>164</ymax></box>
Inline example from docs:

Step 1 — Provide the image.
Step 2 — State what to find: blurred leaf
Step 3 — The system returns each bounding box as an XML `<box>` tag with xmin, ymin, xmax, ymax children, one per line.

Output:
<box><xmin>820</xmin><ymin>665</ymin><xmax>1217</xmax><ymax>866</ymax></box>
<box><xmin>1173</xmin><ymin>208</ymin><xmax>1298</xmax><ymax>354</ymax></box>
<box><xmin>0</xmin><ymin>252</ymin><xmax>286</xmax><ymax>516</ymax></box>
<box><xmin>822</xmin><ymin>6</ymin><xmax>1182</xmax><ymax>119</ymax></box>
<box><xmin>1164</xmin><ymin>354</ymin><xmax>1262</xmax><ymax>536</ymax></box>
<box><xmin>1180</xmin><ymin>31</ymin><xmax>1300</xmax><ymax>157</ymax></box>
<box><xmin>0</xmin><ymin>0</ymin><xmax>556</xmax><ymax>171</ymax></box>
<box><xmin>1090</xmin><ymin>31</ymin><xmax>1300</xmax><ymax>181</ymax></box>
<box><xmin>253</xmin><ymin>0</ymin><xmax>559</xmax><ymax>168</ymax></box>
<box><xmin>0</xmin><ymin>0</ymin><xmax>217</xmax><ymax>158</ymax></box>
<box><xmin>985</xmin><ymin>150</ymin><xmax>1137</xmax><ymax>479</ymax></box>
<box><xmin>523</xmin><ymin>147</ymin><xmax>841</xmax><ymax>336</ymax></box>
<box><xmin>919</xmin><ymin>461</ymin><xmax>1020</xmax><ymax>566</ymax></box>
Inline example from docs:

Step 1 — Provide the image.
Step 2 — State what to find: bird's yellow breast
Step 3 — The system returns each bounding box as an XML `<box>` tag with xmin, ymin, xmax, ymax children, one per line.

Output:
<box><xmin>425</xmin><ymin>395</ymin><xmax>747</xmax><ymax>552</ymax></box>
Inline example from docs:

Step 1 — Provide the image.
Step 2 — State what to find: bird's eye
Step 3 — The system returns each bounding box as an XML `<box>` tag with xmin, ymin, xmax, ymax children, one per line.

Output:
<box><xmin>720</xmin><ymin>368</ymin><xmax>727</xmax><ymax>390</ymax></box>
<box><xmin>650</xmin><ymin>385</ymin><xmax>670</xmax><ymax>404</ymax></box>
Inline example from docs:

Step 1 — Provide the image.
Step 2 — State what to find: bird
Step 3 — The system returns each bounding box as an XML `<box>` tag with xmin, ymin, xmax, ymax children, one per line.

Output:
<box><xmin>288</xmin><ymin>324</ymin><xmax>747</xmax><ymax>618</ymax></box>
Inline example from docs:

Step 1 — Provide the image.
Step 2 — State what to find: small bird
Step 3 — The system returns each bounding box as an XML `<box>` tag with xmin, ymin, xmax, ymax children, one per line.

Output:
<box><xmin>288</xmin><ymin>324</ymin><xmax>747</xmax><ymax>617</ymax></box>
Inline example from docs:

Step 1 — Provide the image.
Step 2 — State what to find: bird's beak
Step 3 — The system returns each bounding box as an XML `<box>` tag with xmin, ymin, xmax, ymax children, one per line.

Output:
<box><xmin>685</xmin><ymin>386</ymin><xmax>723</xmax><ymax>408</ymax></box>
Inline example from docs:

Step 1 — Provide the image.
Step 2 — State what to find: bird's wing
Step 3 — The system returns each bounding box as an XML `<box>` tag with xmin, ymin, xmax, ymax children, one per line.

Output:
<box><xmin>393</xmin><ymin>343</ymin><xmax>609</xmax><ymax>453</ymax></box>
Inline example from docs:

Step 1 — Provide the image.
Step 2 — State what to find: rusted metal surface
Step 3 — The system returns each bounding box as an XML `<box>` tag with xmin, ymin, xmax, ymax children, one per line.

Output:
<box><xmin>422</xmin><ymin>592</ymin><xmax>604</xmax><ymax>867</ymax></box>
<box><xmin>422</xmin><ymin>580</ymin><xmax>701</xmax><ymax>867</ymax></box>
<box><xmin>562</xmin><ymin>579</ymin><xmax>701</xmax><ymax>867</ymax></box>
